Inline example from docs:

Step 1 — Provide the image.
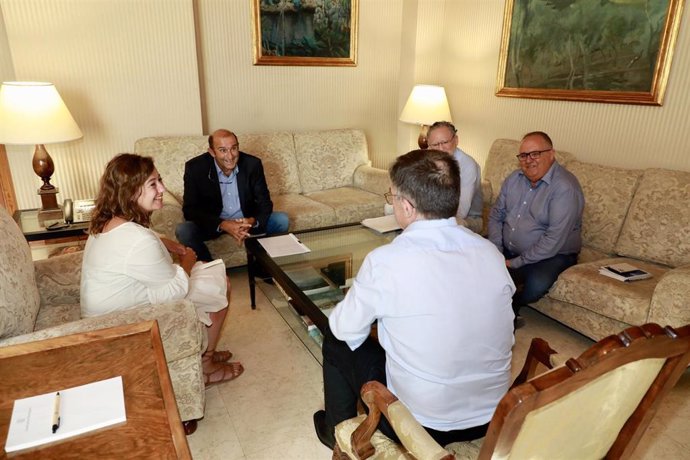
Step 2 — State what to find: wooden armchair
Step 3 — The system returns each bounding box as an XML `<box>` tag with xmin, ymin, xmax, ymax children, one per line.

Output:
<box><xmin>333</xmin><ymin>323</ymin><xmax>690</xmax><ymax>460</ymax></box>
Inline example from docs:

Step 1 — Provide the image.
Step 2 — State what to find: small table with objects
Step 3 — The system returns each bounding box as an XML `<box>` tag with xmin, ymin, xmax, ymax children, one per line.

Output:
<box><xmin>13</xmin><ymin>209</ymin><xmax>89</xmax><ymax>242</ymax></box>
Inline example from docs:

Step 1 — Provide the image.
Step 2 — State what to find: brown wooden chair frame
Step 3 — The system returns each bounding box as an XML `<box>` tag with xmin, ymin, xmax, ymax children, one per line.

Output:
<box><xmin>339</xmin><ymin>323</ymin><xmax>690</xmax><ymax>460</ymax></box>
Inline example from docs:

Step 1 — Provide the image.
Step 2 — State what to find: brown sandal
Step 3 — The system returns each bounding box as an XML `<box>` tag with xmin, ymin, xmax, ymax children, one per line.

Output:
<box><xmin>204</xmin><ymin>349</ymin><xmax>233</xmax><ymax>363</ymax></box>
<box><xmin>203</xmin><ymin>362</ymin><xmax>244</xmax><ymax>387</ymax></box>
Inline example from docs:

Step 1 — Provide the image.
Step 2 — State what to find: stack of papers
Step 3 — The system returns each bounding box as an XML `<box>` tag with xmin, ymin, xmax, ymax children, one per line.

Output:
<box><xmin>5</xmin><ymin>376</ymin><xmax>127</xmax><ymax>453</ymax></box>
<box><xmin>361</xmin><ymin>215</ymin><xmax>401</xmax><ymax>233</ymax></box>
<box><xmin>258</xmin><ymin>234</ymin><xmax>311</xmax><ymax>258</ymax></box>
<box><xmin>599</xmin><ymin>263</ymin><xmax>652</xmax><ymax>282</ymax></box>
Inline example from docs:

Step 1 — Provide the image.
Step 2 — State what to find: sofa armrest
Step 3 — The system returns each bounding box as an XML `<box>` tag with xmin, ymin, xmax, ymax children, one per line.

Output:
<box><xmin>648</xmin><ymin>264</ymin><xmax>690</xmax><ymax>327</ymax></box>
<box><xmin>151</xmin><ymin>195</ymin><xmax>184</xmax><ymax>241</ymax></box>
<box><xmin>0</xmin><ymin>300</ymin><xmax>203</xmax><ymax>363</ymax></box>
<box><xmin>481</xmin><ymin>179</ymin><xmax>493</xmax><ymax>206</ymax></box>
<box><xmin>353</xmin><ymin>165</ymin><xmax>390</xmax><ymax>196</ymax></box>
<box><xmin>34</xmin><ymin>251</ymin><xmax>84</xmax><ymax>308</ymax></box>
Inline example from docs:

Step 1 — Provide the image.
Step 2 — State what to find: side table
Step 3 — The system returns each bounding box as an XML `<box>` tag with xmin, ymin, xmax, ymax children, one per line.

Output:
<box><xmin>12</xmin><ymin>208</ymin><xmax>89</xmax><ymax>242</ymax></box>
<box><xmin>0</xmin><ymin>321</ymin><xmax>191</xmax><ymax>459</ymax></box>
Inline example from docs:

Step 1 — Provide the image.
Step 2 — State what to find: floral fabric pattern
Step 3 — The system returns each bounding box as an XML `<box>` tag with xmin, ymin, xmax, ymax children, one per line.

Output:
<box><xmin>547</xmin><ymin>258</ymin><xmax>668</xmax><ymax>325</ymax></box>
<box><xmin>306</xmin><ymin>187</ymin><xmax>385</xmax><ymax>224</ymax></box>
<box><xmin>0</xmin><ymin>207</ymin><xmax>40</xmax><ymax>339</ymax></box>
<box><xmin>615</xmin><ymin>168</ymin><xmax>690</xmax><ymax>268</ymax></box>
<box><xmin>294</xmin><ymin>129</ymin><xmax>370</xmax><ymax>194</ymax></box>
<box><xmin>567</xmin><ymin>160</ymin><xmax>642</xmax><ymax>254</ymax></box>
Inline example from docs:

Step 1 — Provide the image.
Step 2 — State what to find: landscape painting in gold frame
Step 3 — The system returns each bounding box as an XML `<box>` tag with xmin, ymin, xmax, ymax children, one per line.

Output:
<box><xmin>496</xmin><ymin>0</ymin><xmax>685</xmax><ymax>105</ymax></box>
<box><xmin>251</xmin><ymin>0</ymin><xmax>358</xmax><ymax>67</ymax></box>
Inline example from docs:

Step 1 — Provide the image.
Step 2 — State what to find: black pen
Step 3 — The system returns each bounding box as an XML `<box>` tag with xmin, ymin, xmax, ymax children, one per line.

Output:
<box><xmin>52</xmin><ymin>392</ymin><xmax>61</xmax><ymax>433</ymax></box>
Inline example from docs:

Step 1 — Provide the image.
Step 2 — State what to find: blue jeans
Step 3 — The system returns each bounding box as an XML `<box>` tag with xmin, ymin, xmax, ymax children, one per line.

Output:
<box><xmin>507</xmin><ymin>252</ymin><xmax>578</xmax><ymax>313</ymax></box>
<box><xmin>176</xmin><ymin>212</ymin><xmax>289</xmax><ymax>262</ymax></box>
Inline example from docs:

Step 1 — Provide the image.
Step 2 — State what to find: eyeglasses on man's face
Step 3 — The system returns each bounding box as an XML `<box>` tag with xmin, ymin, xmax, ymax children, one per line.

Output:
<box><xmin>384</xmin><ymin>190</ymin><xmax>415</xmax><ymax>208</ymax></box>
<box><xmin>383</xmin><ymin>191</ymin><xmax>397</xmax><ymax>205</ymax></box>
<box><xmin>516</xmin><ymin>148</ymin><xmax>551</xmax><ymax>162</ymax></box>
<box><xmin>427</xmin><ymin>137</ymin><xmax>455</xmax><ymax>150</ymax></box>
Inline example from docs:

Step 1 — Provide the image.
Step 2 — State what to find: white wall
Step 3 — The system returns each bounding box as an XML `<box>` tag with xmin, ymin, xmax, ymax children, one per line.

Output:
<box><xmin>197</xmin><ymin>0</ymin><xmax>404</xmax><ymax>169</ymax></box>
<box><xmin>1</xmin><ymin>0</ymin><xmax>202</xmax><ymax>208</ymax></box>
<box><xmin>439</xmin><ymin>0</ymin><xmax>690</xmax><ymax>173</ymax></box>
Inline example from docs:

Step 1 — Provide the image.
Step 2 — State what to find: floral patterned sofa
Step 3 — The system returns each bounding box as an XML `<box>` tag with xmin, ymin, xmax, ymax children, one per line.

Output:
<box><xmin>483</xmin><ymin>139</ymin><xmax>690</xmax><ymax>340</ymax></box>
<box><xmin>0</xmin><ymin>207</ymin><xmax>206</xmax><ymax>423</ymax></box>
<box><xmin>135</xmin><ymin>129</ymin><xmax>390</xmax><ymax>267</ymax></box>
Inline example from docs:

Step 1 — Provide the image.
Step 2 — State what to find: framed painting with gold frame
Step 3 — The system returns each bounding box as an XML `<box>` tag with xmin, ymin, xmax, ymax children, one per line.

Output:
<box><xmin>251</xmin><ymin>0</ymin><xmax>358</xmax><ymax>66</ymax></box>
<box><xmin>496</xmin><ymin>0</ymin><xmax>684</xmax><ymax>105</ymax></box>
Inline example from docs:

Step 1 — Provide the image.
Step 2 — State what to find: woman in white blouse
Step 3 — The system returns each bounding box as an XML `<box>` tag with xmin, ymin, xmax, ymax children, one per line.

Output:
<box><xmin>81</xmin><ymin>153</ymin><xmax>243</xmax><ymax>387</ymax></box>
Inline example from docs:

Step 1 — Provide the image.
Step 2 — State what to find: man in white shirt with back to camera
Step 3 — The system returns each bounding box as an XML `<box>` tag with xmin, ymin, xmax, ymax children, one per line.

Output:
<box><xmin>313</xmin><ymin>149</ymin><xmax>515</xmax><ymax>449</ymax></box>
<box><xmin>426</xmin><ymin>121</ymin><xmax>484</xmax><ymax>233</ymax></box>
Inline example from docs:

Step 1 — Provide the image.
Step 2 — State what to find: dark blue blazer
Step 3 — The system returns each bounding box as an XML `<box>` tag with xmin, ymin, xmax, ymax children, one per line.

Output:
<box><xmin>181</xmin><ymin>151</ymin><xmax>273</xmax><ymax>236</ymax></box>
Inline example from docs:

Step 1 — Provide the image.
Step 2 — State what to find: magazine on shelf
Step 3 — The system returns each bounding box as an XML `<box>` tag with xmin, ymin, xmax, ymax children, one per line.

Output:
<box><xmin>599</xmin><ymin>263</ymin><xmax>652</xmax><ymax>282</ymax></box>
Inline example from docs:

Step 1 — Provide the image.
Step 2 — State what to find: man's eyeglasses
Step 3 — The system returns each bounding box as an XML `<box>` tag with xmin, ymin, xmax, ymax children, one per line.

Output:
<box><xmin>428</xmin><ymin>137</ymin><xmax>454</xmax><ymax>149</ymax></box>
<box><xmin>516</xmin><ymin>149</ymin><xmax>551</xmax><ymax>162</ymax></box>
<box><xmin>384</xmin><ymin>191</ymin><xmax>415</xmax><ymax>208</ymax></box>
<box><xmin>383</xmin><ymin>191</ymin><xmax>397</xmax><ymax>205</ymax></box>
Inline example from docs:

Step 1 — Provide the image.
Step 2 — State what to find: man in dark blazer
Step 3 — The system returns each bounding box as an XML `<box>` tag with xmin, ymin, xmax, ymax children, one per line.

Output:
<box><xmin>176</xmin><ymin>129</ymin><xmax>289</xmax><ymax>261</ymax></box>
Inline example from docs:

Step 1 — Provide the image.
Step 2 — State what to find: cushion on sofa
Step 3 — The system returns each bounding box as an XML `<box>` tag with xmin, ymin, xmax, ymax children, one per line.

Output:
<box><xmin>566</xmin><ymin>161</ymin><xmax>642</xmax><ymax>255</ymax></box>
<box><xmin>305</xmin><ymin>187</ymin><xmax>385</xmax><ymax>224</ymax></box>
<box><xmin>238</xmin><ymin>132</ymin><xmax>302</xmax><ymax>195</ymax></box>
<box><xmin>272</xmin><ymin>193</ymin><xmax>338</xmax><ymax>230</ymax></box>
<box><xmin>294</xmin><ymin>129</ymin><xmax>370</xmax><ymax>194</ymax></box>
<box><xmin>0</xmin><ymin>208</ymin><xmax>41</xmax><ymax>339</ymax></box>
<box><xmin>134</xmin><ymin>136</ymin><xmax>209</xmax><ymax>203</ymax></box>
<box><xmin>615</xmin><ymin>169</ymin><xmax>690</xmax><ymax>268</ymax></box>
<box><xmin>484</xmin><ymin>139</ymin><xmax>576</xmax><ymax>205</ymax></box>
<box><xmin>548</xmin><ymin>258</ymin><xmax>669</xmax><ymax>325</ymax></box>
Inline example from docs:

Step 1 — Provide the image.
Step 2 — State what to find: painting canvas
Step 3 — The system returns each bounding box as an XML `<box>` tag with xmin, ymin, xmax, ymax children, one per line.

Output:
<box><xmin>496</xmin><ymin>0</ymin><xmax>684</xmax><ymax>105</ymax></box>
<box><xmin>252</xmin><ymin>0</ymin><xmax>358</xmax><ymax>66</ymax></box>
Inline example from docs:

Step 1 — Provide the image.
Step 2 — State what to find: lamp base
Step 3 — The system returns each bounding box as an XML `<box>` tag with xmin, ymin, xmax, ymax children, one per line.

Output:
<box><xmin>417</xmin><ymin>125</ymin><xmax>430</xmax><ymax>149</ymax></box>
<box><xmin>37</xmin><ymin>187</ymin><xmax>63</xmax><ymax>225</ymax></box>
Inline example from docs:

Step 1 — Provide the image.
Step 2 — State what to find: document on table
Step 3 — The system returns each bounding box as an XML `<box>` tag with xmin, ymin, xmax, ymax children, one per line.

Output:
<box><xmin>258</xmin><ymin>233</ymin><xmax>311</xmax><ymax>258</ymax></box>
<box><xmin>5</xmin><ymin>376</ymin><xmax>127</xmax><ymax>453</ymax></box>
<box><xmin>361</xmin><ymin>215</ymin><xmax>401</xmax><ymax>233</ymax></box>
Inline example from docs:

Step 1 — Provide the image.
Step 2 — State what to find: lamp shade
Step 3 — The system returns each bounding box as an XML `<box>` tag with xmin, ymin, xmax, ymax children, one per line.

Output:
<box><xmin>399</xmin><ymin>84</ymin><xmax>452</xmax><ymax>126</ymax></box>
<box><xmin>0</xmin><ymin>81</ymin><xmax>83</xmax><ymax>145</ymax></box>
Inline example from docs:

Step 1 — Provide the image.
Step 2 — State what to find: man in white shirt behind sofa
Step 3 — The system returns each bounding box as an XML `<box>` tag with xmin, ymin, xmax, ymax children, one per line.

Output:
<box><xmin>313</xmin><ymin>149</ymin><xmax>515</xmax><ymax>449</ymax></box>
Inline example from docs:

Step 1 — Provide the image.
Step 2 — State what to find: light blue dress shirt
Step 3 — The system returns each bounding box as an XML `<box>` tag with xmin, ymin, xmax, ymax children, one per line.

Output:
<box><xmin>329</xmin><ymin>218</ymin><xmax>515</xmax><ymax>431</ymax></box>
<box><xmin>216</xmin><ymin>163</ymin><xmax>244</xmax><ymax>221</ymax></box>
<box><xmin>488</xmin><ymin>161</ymin><xmax>584</xmax><ymax>269</ymax></box>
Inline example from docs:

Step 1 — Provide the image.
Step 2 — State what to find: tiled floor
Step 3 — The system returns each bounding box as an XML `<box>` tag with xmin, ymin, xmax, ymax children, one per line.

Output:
<box><xmin>188</xmin><ymin>269</ymin><xmax>690</xmax><ymax>459</ymax></box>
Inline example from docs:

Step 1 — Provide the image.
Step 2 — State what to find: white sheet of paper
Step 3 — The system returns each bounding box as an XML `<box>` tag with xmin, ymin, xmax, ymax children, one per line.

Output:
<box><xmin>361</xmin><ymin>215</ymin><xmax>401</xmax><ymax>233</ymax></box>
<box><xmin>5</xmin><ymin>376</ymin><xmax>127</xmax><ymax>453</ymax></box>
<box><xmin>258</xmin><ymin>233</ymin><xmax>311</xmax><ymax>258</ymax></box>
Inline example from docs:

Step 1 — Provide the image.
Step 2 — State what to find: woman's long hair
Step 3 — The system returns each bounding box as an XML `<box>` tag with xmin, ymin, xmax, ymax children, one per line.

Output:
<box><xmin>89</xmin><ymin>153</ymin><xmax>155</xmax><ymax>234</ymax></box>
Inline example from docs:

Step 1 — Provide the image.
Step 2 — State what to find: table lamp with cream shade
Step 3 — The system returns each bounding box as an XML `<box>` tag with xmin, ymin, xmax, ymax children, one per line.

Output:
<box><xmin>399</xmin><ymin>84</ymin><xmax>452</xmax><ymax>149</ymax></box>
<box><xmin>0</xmin><ymin>82</ymin><xmax>83</xmax><ymax>224</ymax></box>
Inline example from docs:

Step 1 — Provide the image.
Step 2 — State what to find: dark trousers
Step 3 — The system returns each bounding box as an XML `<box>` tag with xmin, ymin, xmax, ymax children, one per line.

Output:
<box><xmin>507</xmin><ymin>252</ymin><xmax>578</xmax><ymax>313</ymax></box>
<box><xmin>322</xmin><ymin>327</ymin><xmax>489</xmax><ymax>446</ymax></box>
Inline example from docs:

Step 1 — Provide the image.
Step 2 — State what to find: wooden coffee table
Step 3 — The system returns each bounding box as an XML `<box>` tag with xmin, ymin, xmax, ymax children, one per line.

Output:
<box><xmin>0</xmin><ymin>321</ymin><xmax>191</xmax><ymax>459</ymax></box>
